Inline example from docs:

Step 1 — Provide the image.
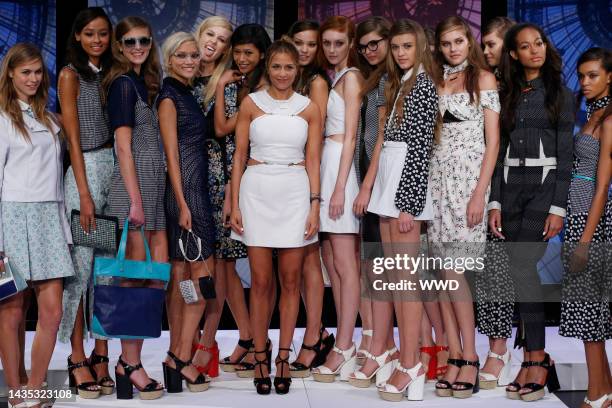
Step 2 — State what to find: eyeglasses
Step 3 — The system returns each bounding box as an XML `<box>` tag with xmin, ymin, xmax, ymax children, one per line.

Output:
<box><xmin>357</xmin><ymin>37</ymin><xmax>386</xmax><ymax>54</ymax></box>
<box><xmin>121</xmin><ymin>36</ymin><xmax>152</xmax><ymax>48</ymax></box>
<box><xmin>173</xmin><ymin>52</ymin><xmax>201</xmax><ymax>60</ymax></box>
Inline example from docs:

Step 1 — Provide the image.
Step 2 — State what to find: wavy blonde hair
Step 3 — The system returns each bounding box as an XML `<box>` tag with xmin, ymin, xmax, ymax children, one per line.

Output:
<box><xmin>0</xmin><ymin>43</ymin><xmax>58</xmax><ymax>142</ymax></box>
<box><xmin>194</xmin><ymin>16</ymin><xmax>233</xmax><ymax>107</ymax></box>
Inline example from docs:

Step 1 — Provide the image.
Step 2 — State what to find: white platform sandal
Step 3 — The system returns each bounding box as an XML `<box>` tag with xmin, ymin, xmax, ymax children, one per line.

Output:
<box><xmin>378</xmin><ymin>362</ymin><xmax>425</xmax><ymax>402</ymax></box>
<box><xmin>479</xmin><ymin>349</ymin><xmax>512</xmax><ymax>389</ymax></box>
<box><xmin>356</xmin><ymin>330</ymin><xmax>373</xmax><ymax>365</ymax></box>
<box><xmin>348</xmin><ymin>347</ymin><xmax>397</xmax><ymax>388</ymax></box>
<box><xmin>312</xmin><ymin>343</ymin><xmax>357</xmax><ymax>383</ymax></box>
<box><xmin>583</xmin><ymin>394</ymin><xmax>611</xmax><ymax>408</ymax></box>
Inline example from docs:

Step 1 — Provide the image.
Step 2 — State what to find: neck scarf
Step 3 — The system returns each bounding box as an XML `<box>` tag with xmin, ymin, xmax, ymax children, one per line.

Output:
<box><xmin>586</xmin><ymin>95</ymin><xmax>610</xmax><ymax>120</ymax></box>
<box><xmin>443</xmin><ymin>59</ymin><xmax>468</xmax><ymax>80</ymax></box>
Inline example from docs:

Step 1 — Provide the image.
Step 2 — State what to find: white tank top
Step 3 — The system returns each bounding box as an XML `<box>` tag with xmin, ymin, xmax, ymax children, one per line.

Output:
<box><xmin>249</xmin><ymin>90</ymin><xmax>310</xmax><ymax>164</ymax></box>
<box><xmin>325</xmin><ymin>66</ymin><xmax>360</xmax><ymax>137</ymax></box>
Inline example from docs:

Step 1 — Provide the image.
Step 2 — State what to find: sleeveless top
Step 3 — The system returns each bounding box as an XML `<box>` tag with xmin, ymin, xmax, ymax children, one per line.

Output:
<box><xmin>249</xmin><ymin>90</ymin><xmax>310</xmax><ymax>165</ymax></box>
<box><xmin>325</xmin><ymin>67</ymin><xmax>359</xmax><ymax>137</ymax></box>
<box><xmin>62</xmin><ymin>64</ymin><xmax>112</xmax><ymax>151</ymax></box>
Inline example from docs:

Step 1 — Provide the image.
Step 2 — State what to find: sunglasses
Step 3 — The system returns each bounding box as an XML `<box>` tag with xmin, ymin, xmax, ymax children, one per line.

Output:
<box><xmin>121</xmin><ymin>36</ymin><xmax>152</xmax><ymax>48</ymax></box>
<box><xmin>357</xmin><ymin>37</ymin><xmax>386</xmax><ymax>54</ymax></box>
<box><xmin>173</xmin><ymin>52</ymin><xmax>201</xmax><ymax>60</ymax></box>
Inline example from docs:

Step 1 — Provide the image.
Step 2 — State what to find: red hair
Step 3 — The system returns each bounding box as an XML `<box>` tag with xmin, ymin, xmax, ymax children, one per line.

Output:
<box><xmin>317</xmin><ymin>16</ymin><xmax>359</xmax><ymax>70</ymax></box>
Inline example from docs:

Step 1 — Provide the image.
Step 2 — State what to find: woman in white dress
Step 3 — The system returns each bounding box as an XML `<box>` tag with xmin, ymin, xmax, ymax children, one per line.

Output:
<box><xmin>230</xmin><ymin>40</ymin><xmax>321</xmax><ymax>395</ymax></box>
<box><xmin>311</xmin><ymin>16</ymin><xmax>363</xmax><ymax>383</ymax></box>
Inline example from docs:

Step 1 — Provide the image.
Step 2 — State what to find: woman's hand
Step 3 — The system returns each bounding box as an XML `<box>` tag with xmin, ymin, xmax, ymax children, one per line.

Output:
<box><xmin>128</xmin><ymin>201</ymin><xmax>145</xmax><ymax>227</ymax></box>
<box><xmin>569</xmin><ymin>242</ymin><xmax>589</xmax><ymax>273</ymax></box>
<box><xmin>488</xmin><ymin>209</ymin><xmax>505</xmax><ymax>239</ymax></box>
<box><xmin>543</xmin><ymin>214</ymin><xmax>563</xmax><ymax>241</ymax></box>
<box><xmin>329</xmin><ymin>188</ymin><xmax>345</xmax><ymax>220</ymax></box>
<box><xmin>353</xmin><ymin>187</ymin><xmax>371</xmax><ymax>217</ymax></box>
<box><xmin>219</xmin><ymin>69</ymin><xmax>242</xmax><ymax>89</ymax></box>
<box><xmin>230</xmin><ymin>208</ymin><xmax>244</xmax><ymax>235</ymax></box>
<box><xmin>466</xmin><ymin>192</ymin><xmax>485</xmax><ymax>228</ymax></box>
<box><xmin>79</xmin><ymin>194</ymin><xmax>96</xmax><ymax>234</ymax></box>
<box><xmin>305</xmin><ymin>204</ymin><xmax>320</xmax><ymax>240</ymax></box>
<box><xmin>222</xmin><ymin>195</ymin><xmax>232</xmax><ymax>228</ymax></box>
<box><xmin>398</xmin><ymin>212</ymin><xmax>415</xmax><ymax>233</ymax></box>
<box><xmin>179</xmin><ymin>203</ymin><xmax>192</xmax><ymax>231</ymax></box>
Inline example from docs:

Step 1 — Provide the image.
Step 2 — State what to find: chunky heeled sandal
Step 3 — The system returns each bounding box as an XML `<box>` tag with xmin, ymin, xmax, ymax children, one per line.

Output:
<box><xmin>290</xmin><ymin>326</ymin><xmax>334</xmax><ymax>378</ymax></box>
<box><xmin>519</xmin><ymin>353</ymin><xmax>560</xmax><ymax>402</ymax></box>
<box><xmin>452</xmin><ymin>359</ymin><xmax>480</xmax><ymax>398</ymax></box>
<box><xmin>435</xmin><ymin>358</ymin><xmax>464</xmax><ymax>397</ymax></box>
<box><xmin>88</xmin><ymin>351</ymin><xmax>115</xmax><ymax>395</ymax></box>
<box><xmin>583</xmin><ymin>394</ymin><xmax>611</xmax><ymax>408</ymax></box>
<box><xmin>312</xmin><ymin>343</ymin><xmax>357</xmax><ymax>383</ymax></box>
<box><xmin>163</xmin><ymin>351</ymin><xmax>210</xmax><ymax>393</ymax></box>
<box><xmin>378</xmin><ymin>363</ymin><xmax>425</xmax><ymax>402</ymax></box>
<box><xmin>435</xmin><ymin>345</ymin><xmax>449</xmax><ymax>379</ymax></box>
<box><xmin>506</xmin><ymin>361</ymin><xmax>528</xmax><ymax>399</ymax></box>
<box><xmin>479</xmin><ymin>349</ymin><xmax>512</xmax><ymax>389</ymax></box>
<box><xmin>356</xmin><ymin>329</ymin><xmax>373</xmax><ymax>365</ymax></box>
<box><xmin>349</xmin><ymin>348</ymin><xmax>395</xmax><ymax>388</ymax></box>
<box><xmin>67</xmin><ymin>355</ymin><xmax>100</xmax><ymax>399</ymax></box>
<box><xmin>253</xmin><ymin>350</ymin><xmax>272</xmax><ymax>395</ymax></box>
<box><xmin>274</xmin><ymin>348</ymin><xmax>293</xmax><ymax>394</ymax></box>
<box><xmin>220</xmin><ymin>338</ymin><xmax>253</xmax><ymax>372</ymax></box>
<box><xmin>115</xmin><ymin>356</ymin><xmax>163</xmax><ymax>400</ymax></box>
<box><xmin>236</xmin><ymin>339</ymin><xmax>271</xmax><ymax>378</ymax></box>
<box><xmin>193</xmin><ymin>342</ymin><xmax>219</xmax><ymax>378</ymax></box>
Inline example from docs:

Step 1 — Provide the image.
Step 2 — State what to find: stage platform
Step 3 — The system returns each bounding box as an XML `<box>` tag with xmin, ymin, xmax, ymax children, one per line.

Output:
<box><xmin>2</xmin><ymin>327</ymin><xmax>610</xmax><ymax>407</ymax></box>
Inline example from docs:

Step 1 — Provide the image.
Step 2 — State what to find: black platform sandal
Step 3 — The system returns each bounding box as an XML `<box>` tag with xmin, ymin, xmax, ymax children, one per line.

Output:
<box><xmin>435</xmin><ymin>358</ymin><xmax>464</xmax><ymax>397</ymax></box>
<box><xmin>220</xmin><ymin>338</ymin><xmax>253</xmax><ymax>373</ymax></box>
<box><xmin>236</xmin><ymin>339</ymin><xmax>271</xmax><ymax>378</ymax></box>
<box><xmin>115</xmin><ymin>356</ymin><xmax>163</xmax><ymax>400</ymax></box>
<box><xmin>163</xmin><ymin>351</ymin><xmax>210</xmax><ymax>393</ymax></box>
<box><xmin>67</xmin><ymin>355</ymin><xmax>100</xmax><ymax>399</ymax></box>
<box><xmin>274</xmin><ymin>348</ymin><xmax>293</xmax><ymax>394</ymax></box>
<box><xmin>452</xmin><ymin>359</ymin><xmax>480</xmax><ymax>398</ymax></box>
<box><xmin>519</xmin><ymin>353</ymin><xmax>560</xmax><ymax>402</ymax></box>
<box><xmin>88</xmin><ymin>351</ymin><xmax>115</xmax><ymax>395</ymax></box>
<box><xmin>253</xmin><ymin>350</ymin><xmax>272</xmax><ymax>395</ymax></box>
<box><xmin>290</xmin><ymin>326</ymin><xmax>334</xmax><ymax>378</ymax></box>
<box><xmin>506</xmin><ymin>361</ymin><xmax>528</xmax><ymax>399</ymax></box>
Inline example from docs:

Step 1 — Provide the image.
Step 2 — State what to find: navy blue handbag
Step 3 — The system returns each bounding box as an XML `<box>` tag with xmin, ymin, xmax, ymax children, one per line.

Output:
<box><xmin>91</xmin><ymin>220</ymin><xmax>170</xmax><ymax>339</ymax></box>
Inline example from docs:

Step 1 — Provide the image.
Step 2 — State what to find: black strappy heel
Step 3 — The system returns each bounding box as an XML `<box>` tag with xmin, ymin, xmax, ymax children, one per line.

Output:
<box><xmin>506</xmin><ymin>361</ymin><xmax>529</xmax><ymax>399</ymax></box>
<box><xmin>519</xmin><ymin>353</ymin><xmax>560</xmax><ymax>402</ymax></box>
<box><xmin>451</xmin><ymin>359</ymin><xmax>480</xmax><ymax>398</ymax></box>
<box><xmin>163</xmin><ymin>351</ymin><xmax>210</xmax><ymax>393</ymax></box>
<box><xmin>88</xmin><ymin>351</ymin><xmax>115</xmax><ymax>395</ymax></box>
<box><xmin>236</xmin><ymin>339</ymin><xmax>272</xmax><ymax>378</ymax></box>
<box><xmin>290</xmin><ymin>326</ymin><xmax>335</xmax><ymax>378</ymax></box>
<box><xmin>253</xmin><ymin>349</ymin><xmax>272</xmax><ymax>395</ymax></box>
<box><xmin>435</xmin><ymin>358</ymin><xmax>464</xmax><ymax>397</ymax></box>
<box><xmin>274</xmin><ymin>348</ymin><xmax>293</xmax><ymax>394</ymax></box>
<box><xmin>115</xmin><ymin>356</ymin><xmax>163</xmax><ymax>400</ymax></box>
<box><xmin>220</xmin><ymin>338</ymin><xmax>253</xmax><ymax>372</ymax></box>
<box><xmin>67</xmin><ymin>355</ymin><xmax>100</xmax><ymax>399</ymax></box>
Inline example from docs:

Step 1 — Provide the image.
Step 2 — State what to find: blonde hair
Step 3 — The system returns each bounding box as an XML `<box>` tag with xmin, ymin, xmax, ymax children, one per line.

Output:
<box><xmin>162</xmin><ymin>31</ymin><xmax>198</xmax><ymax>80</ymax></box>
<box><xmin>194</xmin><ymin>16</ymin><xmax>233</xmax><ymax>107</ymax></box>
<box><xmin>0</xmin><ymin>43</ymin><xmax>58</xmax><ymax>141</ymax></box>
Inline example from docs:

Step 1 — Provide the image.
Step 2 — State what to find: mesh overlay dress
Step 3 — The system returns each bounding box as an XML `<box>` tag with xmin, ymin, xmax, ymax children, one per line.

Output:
<box><xmin>158</xmin><ymin>77</ymin><xmax>214</xmax><ymax>260</ymax></box>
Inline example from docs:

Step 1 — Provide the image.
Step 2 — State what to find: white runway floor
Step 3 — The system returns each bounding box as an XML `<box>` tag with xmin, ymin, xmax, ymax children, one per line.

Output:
<box><xmin>2</xmin><ymin>327</ymin><xmax>611</xmax><ymax>407</ymax></box>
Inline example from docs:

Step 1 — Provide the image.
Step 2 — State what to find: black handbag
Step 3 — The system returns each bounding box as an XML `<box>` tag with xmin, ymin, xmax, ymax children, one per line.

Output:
<box><xmin>70</xmin><ymin>210</ymin><xmax>120</xmax><ymax>251</ymax></box>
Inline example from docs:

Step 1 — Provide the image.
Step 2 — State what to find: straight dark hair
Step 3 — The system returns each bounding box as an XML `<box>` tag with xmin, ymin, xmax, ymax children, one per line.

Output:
<box><xmin>499</xmin><ymin>23</ymin><xmax>563</xmax><ymax>135</ymax></box>
<box><xmin>288</xmin><ymin>20</ymin><xmax>330</xmax><ymax>95</ymax></box>
<box><xmin>66</xmin><ymin>7</ymin><xmax>113</xmax><ymax>81</ymax></box>
<box><xmin>578</xmin><ymin>47</ymin><xmax>612</xmax><ymax>133</ymax></box>
<box><xmin>231</xmin><ymin>23</ymin><xmax>271</xmax><ymax>103</ymax></box>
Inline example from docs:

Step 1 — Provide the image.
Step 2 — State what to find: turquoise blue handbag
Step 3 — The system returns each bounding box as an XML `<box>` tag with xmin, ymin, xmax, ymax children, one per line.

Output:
<box><xmin>92</xmin><ymin>219</ymin><xmax>170</xmax><ymax>339</ymax></box>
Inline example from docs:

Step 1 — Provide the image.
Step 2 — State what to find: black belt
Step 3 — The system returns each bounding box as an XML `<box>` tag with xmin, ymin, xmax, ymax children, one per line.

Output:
<box><xmin>82</xmin><ymin>141</ymin><xmax>113</xmax><ymax>153</ymax></box>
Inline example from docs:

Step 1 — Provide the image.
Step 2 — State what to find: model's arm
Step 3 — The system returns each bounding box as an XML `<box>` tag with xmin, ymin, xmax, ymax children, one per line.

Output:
<box><xmin>214</xmin><ymin>69</ymin><xmax>242</xmax><ymax>137</ymax></box>
<box><xmin>329</xmin><ymin>71</ymin><xmax>363</xmax><ymax>219</ymax></box>
<box><xmin>309</xmin><ymin>76</ymin><xmax>328</xmax><ymax>132</ymax></box>
<box><xmin>0</xmin><ymin>119</ymin><xmax>8</xmax><ymax>259</ymax></box>
<box><xmin>229</xmin><ymin>96</ymin><xmax>253</xmax><ymax>235</ymax></box>
<box><xmin>304</xmin><ymin>102</ymin><xmax>322</xmax><ymax>239</ymax></box>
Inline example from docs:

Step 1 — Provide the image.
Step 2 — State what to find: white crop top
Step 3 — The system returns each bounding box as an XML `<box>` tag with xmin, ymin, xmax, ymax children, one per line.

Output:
<box><xmin>325</xmin><ymin>67</ymin><xmax>359</xmax><ymax>137</ymax></box>
<box><xmin>249</xmin><ymin>90</ymin><xmax>310</xmax><ymax>165</ymax></box>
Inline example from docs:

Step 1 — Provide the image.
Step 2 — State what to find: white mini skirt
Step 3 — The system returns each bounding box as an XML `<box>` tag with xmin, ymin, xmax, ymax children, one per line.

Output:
<box><xmin>368</xmin><ymin>141</ymin><xmax>433</xmax><ymax>220</ymax></box>
<box><xmin>319</xmin><ymin>138</ymin><xmax>360</xmax><ymax>234</ymax></box>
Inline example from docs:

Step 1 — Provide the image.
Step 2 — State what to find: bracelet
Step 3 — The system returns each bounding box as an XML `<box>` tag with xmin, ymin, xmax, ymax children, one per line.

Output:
<box><xmin>310</xmin><ymin>196</ymin><xmax>321</xmax><ymax>203</ymax></box>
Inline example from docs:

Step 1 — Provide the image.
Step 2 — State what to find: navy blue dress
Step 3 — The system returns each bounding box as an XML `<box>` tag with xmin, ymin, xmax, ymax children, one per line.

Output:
<box><xmin>158</xmin><ymin>77</ymin><xmax>214</xmax><ymax>260</ymax></box>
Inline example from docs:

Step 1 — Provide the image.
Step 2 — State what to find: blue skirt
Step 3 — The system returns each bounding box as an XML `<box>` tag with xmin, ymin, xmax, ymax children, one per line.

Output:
<box><xmin>1</xmin><ymin>202</ymin><xmax>75</xmax><ymax>281</ymax></box>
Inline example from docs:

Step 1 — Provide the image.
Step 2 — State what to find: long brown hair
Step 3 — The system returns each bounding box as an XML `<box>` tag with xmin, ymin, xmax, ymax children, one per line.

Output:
<box><xmin>317</xmin><ymin>16</ymin><xmax>360</xmax><ymax>71</ymax></box>
<box><xmin>0</xmin><ymin>43</ymin><xmax>57</xmax><ymax>141</ymax></box>
<box><xmin>102</xmin><ymin>16</ymin><xmax>161</xmax><ymax>105</ymax></box>
<box><xmin>385</xmin><ymin>19</ymin><xmax>437</xmax><ymax>121</ymax></box>
<box><xmin>435</xmin><ymin>16</ymin><xmax>488</xmax><ymax>104</ymax></box>
<box><xmin>356</xmin><ymin>16</ymin><xmax>391</xmax><ymax>95</ymax></box>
